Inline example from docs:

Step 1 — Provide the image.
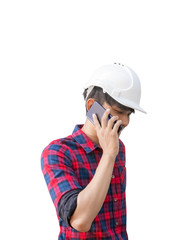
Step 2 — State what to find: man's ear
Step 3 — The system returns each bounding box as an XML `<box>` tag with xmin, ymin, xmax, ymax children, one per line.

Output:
<box><xmin>86</xmin><ymin>98</ymin><xmax>95</xmax><ymax>111</ymax></box>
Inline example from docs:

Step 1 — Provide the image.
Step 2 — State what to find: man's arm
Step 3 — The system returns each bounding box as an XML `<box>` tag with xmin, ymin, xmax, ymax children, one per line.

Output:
<box><xmin>70</xmin><ymin>109</ymin><xmax>122</xmax><ymax>232</ymax></box>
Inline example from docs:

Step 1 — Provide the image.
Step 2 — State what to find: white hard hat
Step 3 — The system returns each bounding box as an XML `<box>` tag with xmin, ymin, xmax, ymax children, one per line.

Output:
<box><xmin>84</xmin><ymin>63</ymin><xmax>146</xmax><ymax>113</ymax></box>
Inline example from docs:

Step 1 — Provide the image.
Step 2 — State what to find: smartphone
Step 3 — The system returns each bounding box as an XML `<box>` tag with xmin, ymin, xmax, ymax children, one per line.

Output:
<box><xmin>86</xmin><ymin>101</ymin><xmax>123</xmax><ymax>133</ymax></box>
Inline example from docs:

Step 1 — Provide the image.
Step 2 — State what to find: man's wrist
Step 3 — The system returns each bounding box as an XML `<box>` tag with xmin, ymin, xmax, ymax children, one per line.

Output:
<box><xmin>102</xmin><ymin>152</ymin><xmax>117</xmax><ymax>162</ymax></box>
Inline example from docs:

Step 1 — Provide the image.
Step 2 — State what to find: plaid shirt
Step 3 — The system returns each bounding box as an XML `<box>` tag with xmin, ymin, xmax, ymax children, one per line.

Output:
<box><xmin>41</xmin><ymin>125</ymin><xmax>128</xmax><ymax>240</ymax></box>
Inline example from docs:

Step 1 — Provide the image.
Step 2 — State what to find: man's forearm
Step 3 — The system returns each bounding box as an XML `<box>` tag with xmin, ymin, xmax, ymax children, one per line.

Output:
<box><xmin>70</xmin><ymin>153</ymin><xmax>115</xmax><ymax>232</ymax></box>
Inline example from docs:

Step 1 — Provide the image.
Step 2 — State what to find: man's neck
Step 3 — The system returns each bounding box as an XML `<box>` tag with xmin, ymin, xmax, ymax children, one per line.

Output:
<box><xmin>81</xmin><ymin>119</ymin><xmax>99</xmax><ymax>145</ymax></box>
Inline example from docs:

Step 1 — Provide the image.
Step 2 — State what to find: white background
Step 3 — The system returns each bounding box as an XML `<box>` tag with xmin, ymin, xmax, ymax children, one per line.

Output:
<box><xmin>0</xmin><ymin>0</ymin><xmax>177</xmax><ymax>239</ymax></box>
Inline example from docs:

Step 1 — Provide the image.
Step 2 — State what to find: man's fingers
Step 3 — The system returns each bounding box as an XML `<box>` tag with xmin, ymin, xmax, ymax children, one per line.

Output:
<box><xmin>107</xmin><ymin>115</ymin><xmax>119</xmax><ymax>130</ymax></box>
<box><xmin>93</xmin><ymin>110</ymin><xmax>122</xmax><ymax>136</ymax></box>
<box><xmin>112</xmin><ymin>120</ymin><xmax>122</xmax><ymax>134</ymax></box>
<box><xmin>93</xmin><ymin>114</ymin><xmax>101</xmax><ymax>130</ymax></box>
<box><xmin>101</xmin><ymin>109</ymin><xmax>110</xmax><ymax>129</ymax></box>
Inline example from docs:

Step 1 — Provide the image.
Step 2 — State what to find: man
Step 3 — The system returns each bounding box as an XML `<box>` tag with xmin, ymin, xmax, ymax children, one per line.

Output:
<box><xmin>41</xmin><ymin>63</ymin><xmax>146</xmax><ymax>239</ymax></box>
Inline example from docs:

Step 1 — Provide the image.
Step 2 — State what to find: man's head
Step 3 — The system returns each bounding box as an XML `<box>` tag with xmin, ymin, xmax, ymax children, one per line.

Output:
<box><xmin>82</xmin><ymin>63</ymin><xmax>146</xmax><ymax>131</ymax></box>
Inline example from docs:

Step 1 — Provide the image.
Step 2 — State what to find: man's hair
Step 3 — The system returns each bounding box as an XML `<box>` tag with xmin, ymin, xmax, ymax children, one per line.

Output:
<box><xmin>83</xmin><ymin>86</ymin><xmax>135</xmax><ymax>113</ymax></box>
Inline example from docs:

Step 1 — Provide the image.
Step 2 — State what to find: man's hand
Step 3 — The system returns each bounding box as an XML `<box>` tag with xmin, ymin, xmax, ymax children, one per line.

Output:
<box><xmin>93</xmin><ymin>109</ymin><xmax>122</xmax><ymax>159</ymax></box>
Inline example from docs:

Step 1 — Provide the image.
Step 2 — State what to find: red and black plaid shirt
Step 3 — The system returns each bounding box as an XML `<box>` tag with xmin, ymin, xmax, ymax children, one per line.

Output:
<box><xmin>41</xmin><ymin>125</ymin><xmax>128</xmax><ymax>239</ymax></box>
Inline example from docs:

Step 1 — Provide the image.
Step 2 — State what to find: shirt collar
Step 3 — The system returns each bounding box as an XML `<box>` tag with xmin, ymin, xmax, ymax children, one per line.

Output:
<box><xmin>72</xmin><ymin>125</ymin><xmax>99</xmax><ymax>154</ymax></box>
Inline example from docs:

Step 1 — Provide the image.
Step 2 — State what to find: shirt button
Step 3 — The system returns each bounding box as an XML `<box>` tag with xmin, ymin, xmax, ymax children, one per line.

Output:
<box><xmin>116</xmin><ymin>221</ymin><xmax>119</xmax><ymax>226</ymax></box>
<box><xmin>114</xmin><ymin>198</ymin><xmax>117</xmax><ymax>202</ymax></box>
<box><xmin>112</xmin><ymin>175</ymin><xmax>115</xmax><ymax>179</ymax></box>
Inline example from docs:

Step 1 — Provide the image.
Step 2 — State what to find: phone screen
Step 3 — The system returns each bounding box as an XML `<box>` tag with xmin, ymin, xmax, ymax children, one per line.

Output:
<box><xmin>86</xmin><ymin>101</ymin><xmax>123</xmax><ymax>133</ymax></box>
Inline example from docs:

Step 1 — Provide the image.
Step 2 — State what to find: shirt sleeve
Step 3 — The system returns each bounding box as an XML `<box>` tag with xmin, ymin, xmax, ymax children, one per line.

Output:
<box><xmin>41</xmin><ymin>141</ymin><xmax>83</xmax><ymax>220</ymax></box>
<box><xmin>58</xmin><ymin>188</ymin><xmax>82</xmax><ymax>226</ymax></box>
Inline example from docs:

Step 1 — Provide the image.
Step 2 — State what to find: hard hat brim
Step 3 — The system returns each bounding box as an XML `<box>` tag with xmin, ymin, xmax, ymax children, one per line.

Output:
<box><xmin>115</xmin><ymin>97</ymin><xmax>147</xmax><ymax>113</ymax></box>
